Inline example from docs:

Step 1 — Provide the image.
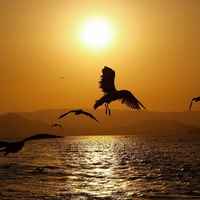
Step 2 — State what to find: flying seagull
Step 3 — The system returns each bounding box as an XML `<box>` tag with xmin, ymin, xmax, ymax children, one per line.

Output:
<box><xmin>59</xmin><ymin>76</ymin><xmax>66</xmax><ymax>79</ymax></box>
<box><xmin>50</xmin><ymin>124</ymin><xmax>64</xmax><ymax>131</ymax></box>
<box><xmin>94</xmin><ymin>66</ymin><xmax>146</xmax><ymax>115</ymax></box>
<box><xmin>189</xmin><ymin>96</ymin><xmax>200</xmax><ymax>111</ymax></box>
<box><xmin>58</xmin><ymin>109</ymin><xmax>99</xmax><ymax>123</ymax></box>
<box><xmin>0</xmin><ymin>133</ymin><xmax>63</xmax><ymax>156</ymax></box>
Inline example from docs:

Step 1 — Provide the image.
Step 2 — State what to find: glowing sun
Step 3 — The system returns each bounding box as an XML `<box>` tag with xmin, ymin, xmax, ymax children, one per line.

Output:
<box><xmin>81</xmin><ymin>19</ymin><xmax>112</xmax><ymax>48</ymax></box>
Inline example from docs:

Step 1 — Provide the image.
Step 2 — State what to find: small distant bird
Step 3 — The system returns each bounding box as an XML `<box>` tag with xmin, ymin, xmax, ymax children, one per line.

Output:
<box><xmin>93</xmin><ymin>66</ymin><xmax>146</xmax><ymax>115</ymax></box>
<box><xmin>36</xmin><ymin>166</ymin><xmax>58</xmax><ymax>172</ymax></box>
<box><xmin>50</xmin><ymin>124</ymin><xmax>64</xmax><ymax>131</ymax></box>
<box><xmin>189</xmin><ymin>96</ymin><xmax>200</xmax><ymax>111</ymax></box>
<box><xmin>59</xmin><ymin>76</ymin><xmax>66</xmax><ymax>79</ymax></box>
<box><xmin>58</xmin><ymin>109</ymin><xmax>99</xmax><ymax>123</ymax></box>
<box><xmin>0</xmin><ymin>133</ymin><xmax>63</xmax><ymax>156</ymax></box>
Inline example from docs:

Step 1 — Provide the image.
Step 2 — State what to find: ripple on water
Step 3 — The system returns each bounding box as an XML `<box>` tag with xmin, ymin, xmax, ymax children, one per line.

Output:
<box><xmin>0</xmin><ymin>135</ymin><xmax>200</xmax><ymax>199</ymax></box>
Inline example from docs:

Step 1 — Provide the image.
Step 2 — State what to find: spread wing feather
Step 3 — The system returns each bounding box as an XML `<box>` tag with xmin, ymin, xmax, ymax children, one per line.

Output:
<box><xmin>58</xmin><ymin>110</ymin><xmax>76</xmax><ymax>119</ymax></box>
<box><xmin>99</xmin><ymin>66</ymin><xmax>116</xmax><ymax>93</ymax></box>
<box><xmin>189</xmin><ymin>99</ymin><xmax>194</xmax><ymax>111</ymax></box>
<box><xmin>189</xmin><ymin>96</ymin><xmax>200</xmax><ymax>111</ymax></box>
<box><xmin>0</xmin><ymin>141</ymin><xmax>10</xmax><ymax>148</ymax></box>
<box><xmin>23</xmin><ymin>133</ymin><xmax>63</xmax><ymax>142</ymax></box>
<box><xmin>81</xmin><ymin>111</ymin><xmax>99</xmax><ymax>122</ymax></box>
<box><xmin>119</xmin><ymin>90</ymin><xmax>146</xmax><ymax>110</ymax></box>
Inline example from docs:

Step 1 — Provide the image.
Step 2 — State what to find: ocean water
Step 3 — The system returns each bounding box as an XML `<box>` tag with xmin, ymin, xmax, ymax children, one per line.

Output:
<box><xmin>0</xmin><ymin>135</ymin><xmax>200</xmax><ymax>200</ymax></box>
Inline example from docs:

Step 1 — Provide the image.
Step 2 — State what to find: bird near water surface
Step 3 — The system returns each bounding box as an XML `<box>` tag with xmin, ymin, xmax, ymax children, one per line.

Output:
<box><xmin>58</xmin><ymin>109</ymin><xmax>99</xmax><ymax>123</ymax></box>
<box><xmin>93</xmin><ymin>66</ymin><xmax>146</xmax><ymax>115</ymax></box>
<box><xmin>189</xmin><ymin>96</ymin><xmax>200</xmax><ymax>111</ymax></box>
<box><xmin>0</xmin><ymin>133</ymin><xmax>63</xmax><ymax>156</ymax></box>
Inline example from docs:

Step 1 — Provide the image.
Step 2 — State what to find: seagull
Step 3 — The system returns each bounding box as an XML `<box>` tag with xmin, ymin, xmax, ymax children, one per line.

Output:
<box><xmin>189</xmin><ymin>96</ymin><xmax>200</xmax><ymax>111</ymax></box>
<box><xmin>50</xmin><ymin>124</ymin><xmax>64</xmax><ymax>131</ymax></box>
<box><xmin>58</xmin><ymin>109</ymin><xmax>99</xmax><ymax>123</ymax></box>
<box><xmin>0</xmin><ymin>133</ymin><xmax>63</xmax><ymax>156</ymax></box>
<box><xmin>93</xmin><ymin>66</ymin><xmax>146</xmax><ymax>115</ymax></box>
<box><xmin>59</xmin><ymin>76</ymin><xmax>66</xmax><ymax>79</ymax></box>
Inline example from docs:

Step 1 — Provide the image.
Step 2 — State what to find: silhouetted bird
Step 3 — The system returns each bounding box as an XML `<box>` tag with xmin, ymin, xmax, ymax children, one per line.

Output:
<box><xmin>50</xmin><ymin>124</ymin><xmax>64</xmax><ymax>131</ymax></box>
<box><xmin>36</xmin><ymin>166</ymin><xmax>58</xmax><ymax>172</ymax></box>
<box><xmin>189</xmin><ymin>96</ymin><xmax>200</xmax><ymax>111</ymax></box>
<box><xmin>59</xmin><ymin>76</ymin><xmax>66</xmax><ymax>79</ymax></box>
<box><xmin>94</xmin><ymin>66</ymin><xmax>146</xmax><ymax>115</ymax></box>
<box><xmin>58</xmin><ymin>109</ymin><xmax>99</xmax><ymax>122</ymax></box>
<box><xmin>0</xmin><ymin>133</ymin><xmax>63</xmax><ymax>156</ymax></box>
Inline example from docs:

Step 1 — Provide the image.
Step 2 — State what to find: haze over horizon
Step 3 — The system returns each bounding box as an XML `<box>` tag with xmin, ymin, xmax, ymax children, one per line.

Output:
<box><xmin>1</xmin><ymin>1</ymin><xmax>200</xmax><ymax>114</ymax></box>
<box><xmin>1</xmin><ymin>109</ymin><xmax>200</xmax><ymax>139</ymax></box>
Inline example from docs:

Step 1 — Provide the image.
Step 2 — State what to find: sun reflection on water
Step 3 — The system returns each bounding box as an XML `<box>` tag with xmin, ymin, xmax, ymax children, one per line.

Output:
<box><xmin>1</xmin><ymin>136</ymin><xmax>200</xmax><ymax>199</ymax></box>
<box><xmin>67</xmin><ymin>136</ymin><xmax>134</xmax><ymax>197</ymax></box>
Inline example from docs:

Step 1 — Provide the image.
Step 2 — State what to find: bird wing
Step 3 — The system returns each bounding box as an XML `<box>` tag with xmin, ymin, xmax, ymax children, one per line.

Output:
<box><xmin>58</xmin><ymin>110</ymin><xmax>76</xmax><ymax>119</ymax></box>
<box><xmin>196</xmin><ymin>96</ymin><xmax>200</xmax><ymax>101</ymax></box>
<box><xmin>0</xmin><ymin>141</ymin><xmax>10</xmax><ymax>148</ymax></box>
<box><xmin>119</xmin><ymin>90</ymin><xmax>146</xmax><ymax>110</ymax></box>
<box><xmin>49</xmin><ymin>124</ymin><xmax>54</xmax><ymax>130</ymax></box>
<box><xmin>189</xmin><ymin>99</ymin><xmax>194</xmax><ymax>111</ymax></box>
<box><xmin>189</xmin><ymin>96</ymin><xmax>200</xmax><ymax>110</ymax></box>
<box><xmin>57</xmin><ymin>124</ymin><xmax>64</xmax><ymax>131</ymax></box>
<box><xmin>99</xmin><ymin>66</ymin><xmax>116</xmax><ymax>93</ymax></box>
<box><xmin>23</xmin><ymin>133</ymin><xmax>63</xmax><ymax>142</ymax></box>
<box><xmin>81</xmin><ymin>111</ymin><xmax>100</xmax><ymax>122</ymax></box>
<box><xmin>50</xmin><ymin>124</ymin><xmax>63</xmax><ymax>130</ymax></box>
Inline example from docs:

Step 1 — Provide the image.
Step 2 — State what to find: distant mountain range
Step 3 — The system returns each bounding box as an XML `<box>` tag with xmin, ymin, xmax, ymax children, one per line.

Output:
<box><xmin>0</xmin><ymin>109</ymin><xmax>200</xmax><ymax>138</ymax></box>
<box><xmin>0</xmin><ymin>113</ymin><xmax>50</xmax><ymax>138</ymax></box>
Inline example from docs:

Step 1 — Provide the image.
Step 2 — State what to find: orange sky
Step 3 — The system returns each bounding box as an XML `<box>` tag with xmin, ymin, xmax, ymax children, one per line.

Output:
<box><xmin>0</xmin><ymin>0</ymin><xmax>200</xmax><ymax>114</ymax></box>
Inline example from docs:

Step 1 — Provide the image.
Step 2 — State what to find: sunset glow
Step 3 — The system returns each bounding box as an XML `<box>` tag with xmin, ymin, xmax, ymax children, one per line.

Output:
<box><xmin>1</xmin><ymin>2</ymin><xmax>200</xmax><ymax>199</ymax></box>
<box><xmin>0</xmin><ymin>1</ymin><xmax>200</xmax><ymax>114</ymax></box>
<box><xmin>81</xmin><ymin>19</ymin><xmax>112</xmax><ymax>48</ymax></box>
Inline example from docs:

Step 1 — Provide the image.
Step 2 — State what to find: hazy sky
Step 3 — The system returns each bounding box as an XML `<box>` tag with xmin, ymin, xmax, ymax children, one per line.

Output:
<box><xmin>1</xmin><ymin>0</ymin><xmax>200</xmax><ymax>114</ymax></box>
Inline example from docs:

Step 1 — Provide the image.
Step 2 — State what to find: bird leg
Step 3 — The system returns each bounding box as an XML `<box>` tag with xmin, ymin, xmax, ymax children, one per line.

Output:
<box><xmin>104</xmin><ymin>103</ymin><xmax>111</xmax><ymax>116</ymax></box>
<box><xmin>104</xmin><ymin>104</ymin><xmax>107</xmax><ymax>115</ymax></box>
<box><xmin>104</xmin><ymin>103</ymin><xmax>108</xmax><ymax>115</ymax></box>
<box><xmin>108</xmin><ymin>108</ymin><xmax>111</xmax><ymax>116</ymax></box>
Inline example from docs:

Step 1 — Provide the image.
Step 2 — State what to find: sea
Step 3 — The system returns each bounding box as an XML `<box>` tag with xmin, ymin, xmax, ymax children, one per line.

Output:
<box><xmin>0</xmin><ymin>135</ymin><xmax>200</xmax><ymax>200</ymax></box>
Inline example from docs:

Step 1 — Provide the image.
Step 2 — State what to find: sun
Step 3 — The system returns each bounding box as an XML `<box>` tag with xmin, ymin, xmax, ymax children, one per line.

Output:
<box><xmin>81</xmin><ymin>19</ymin><xmax>112</xmax><ymax>48</ymax></box>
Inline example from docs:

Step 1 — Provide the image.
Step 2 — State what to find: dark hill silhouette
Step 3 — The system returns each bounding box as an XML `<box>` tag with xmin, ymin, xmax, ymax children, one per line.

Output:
<box><xmin>52</xmin><ymin>119</ymin><xmax>196</xmax><ymax>136</ymax></box>
<box><xmin>0</xmin><ymin>113</ymin><xmax>50</xmax><ymax>138</ymax></box>
<box><xmin>113</xmin><ymin>119</ymin><xmax>196</xmax><ymax>135</ymax></box>
<box><xmin>1</xmin><ymin>109</ymin><xmax>200</xmax><ymax>137</ymax></box>
<box><xmin>16</xmin><ymin>109</ymin><xmax>200</xmax><ymax>127</ymax></box>
<box><xmin>186</xmin><ymin>127</ymin><xmax>200</xmax><ymax>135</ymax></box>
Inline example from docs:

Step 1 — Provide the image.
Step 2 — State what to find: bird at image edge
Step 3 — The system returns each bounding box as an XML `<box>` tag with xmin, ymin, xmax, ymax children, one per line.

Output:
<box><xmin>0</xmin><ymin>133</ymin><xmax>63</xmax><ymax>156</ymax></box>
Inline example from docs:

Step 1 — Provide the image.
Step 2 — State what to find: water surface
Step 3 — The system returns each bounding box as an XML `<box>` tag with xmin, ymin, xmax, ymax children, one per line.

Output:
<box><xmin>0</xmin><ymin>135</ymin><xmax>200</xmax><ymax>199</ymax></box>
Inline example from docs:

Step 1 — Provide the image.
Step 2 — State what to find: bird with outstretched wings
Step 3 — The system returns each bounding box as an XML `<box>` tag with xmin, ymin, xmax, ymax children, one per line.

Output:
<box><xmin>94</xmin><ymin>66</ymin><xmax>146</xmax><ymax>115</ymax></box>
<box><xmin>58</xmin><ymin>109</ymin><xmax>99</xmax><ymax>123</ymax></box>
<box><xmin>0</xmin><ymin>133</ymin><xmax>63</xmax><ymax>156</ymax></box>
<box><xmin>50</xmin><ymin>124</ymin><xmax>64</xmax><ymax>131</ymax></box>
